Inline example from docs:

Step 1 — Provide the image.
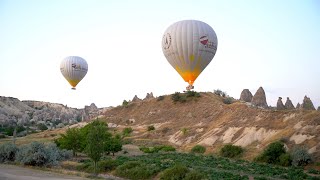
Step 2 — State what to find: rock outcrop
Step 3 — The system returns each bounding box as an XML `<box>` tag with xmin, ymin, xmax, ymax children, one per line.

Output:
<box><xmin>296</xmin><ymin>103</ymin><xmax>301</xmax><ymax>109</ymax></box>
<box><xmin>0</xmin><ymin>96</ymin><xmax>105</xmax><ymax>129</ymax></box>
<box><xmin>318</xmin><ymin>106</ymin><xmax>320</xmax><ymax>111</ymax></box>
<box><xmin>276</xmin><ymin>97</ymin><xmax>285</xmax><ymax>110</ymax></box>
<box><xmin>284</xmin><ymin>97</ymin><xmax>295</xmax><ymax>110</ymax></box>
<box><xmin>301</xmin><ymin>96</ymin><xmax>316</xmax><ymax>110</ymax></box>
<box><xmin>144</xmin><ymin>92</ymin><xmax>154</xmax><ymax>100</ymax></box>
<box><xmin>132</xmin><ymin>95</ymin><xmax>142</xmax><ymax>102</ymax></box>
<box><xmin>251</xmin><ymin>87</ymin><xmax>268</xmax><ymax>108</ymax></box>
<box><xmin>240</xmin><ymin>89</ymin><xmax>253</xmax><ymax>102</ymax></box>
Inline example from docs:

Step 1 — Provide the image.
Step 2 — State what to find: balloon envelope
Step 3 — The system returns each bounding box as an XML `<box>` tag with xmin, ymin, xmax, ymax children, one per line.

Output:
<box><xmin>162</xmin><ymin>20</ymin><xmax>218</xmax><ymax>86</ymax></box>
<box><xmin>60</xmin><ymin>56</ymin><xmax>88</xmax><ymax>89</ymax></box>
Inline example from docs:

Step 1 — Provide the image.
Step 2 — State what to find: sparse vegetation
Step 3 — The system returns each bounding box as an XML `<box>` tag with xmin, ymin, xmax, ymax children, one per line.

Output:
<box><xmin>181</xmin><ymin>127</ymin><xmax>188</xmax><ymax>135</ymax></box>
<box><xmin>157</xmin><ymin>95</ymin><xmax>165</xmax><ymax>101</ymax></box>
<box><xmin>139</xmin><ymin>145</ymin><xmax>176</xmax><ymax>153</ymax></box>
<box><xmin>223</xmin><ymin>97</ymin><xmax>234</xmax><ymax>104</ymax></box>
<box><xmin>171</xmin><ymin>92</ymin><xmax>186</xmax><ymax>103</ymax></box>
<box><xmin>122</xmin><ymin>100</ymin><xmax>129</xmax><ymax>107</ymax></box>
<box><xmin>191</xmin><ymin>145</ymin><xmax>206</xmax><ymax>154</ymax></box>
<box><xmin>37</xmin><ymin>123</ymin><xmax>48</xmax><ymax>131</ymax></box>
<box><xmin>147</xmin><ymin>125</ymin><xmax>155</xmax><ymax>131</ymax></box>
<box><xmin>122</xmin><ymin>127</ymin><xmax>133</xmax><ymax>136</ymax></box>
<box><xmin>186</xmin><ymin>90</ymin><xmax>200</xmax><ymax>97</ymax></box>
<box><xmin>220</xmin><ymin>144</ymin><xmax>244</xmax><ymax>158</ymax></box>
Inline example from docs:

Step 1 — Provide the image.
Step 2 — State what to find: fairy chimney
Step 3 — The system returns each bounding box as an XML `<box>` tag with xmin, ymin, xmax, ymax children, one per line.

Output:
<box><xmin>276</xmin><ymin>97</ymin><xmax>285</xmax><ymax>110</ymax></box>
<box><xmin>132</xmin><ymin>95</ymin><xmax>142</xmax><ymax>102</ymax></box>
<box><xmin>296</xmin><ymin>103</ymin><xmax>301</xmax><ymax>109</ymax></box>
<box><xmin>284</xmin><ymin>97</ymin><xmax>295</xmax><ymax>110</ymax></box>
<box><xmin>240</xmin><ymin>89</ymin><xmax>253</xmax><ymax>102</ymax></box>
<box><xmin>251</xmin><ymin>87</ymin><xmax>268</xmax><ymax>108</ymax></box>
<box><xmin>301</xmin><ymin>96</ymin><xmax>316</xmax><ymax>110</ymax></box>
<box><xmin>144</xmin><ymin>92</ymin><xmax>155</xmax><ymax>100</ymax></box>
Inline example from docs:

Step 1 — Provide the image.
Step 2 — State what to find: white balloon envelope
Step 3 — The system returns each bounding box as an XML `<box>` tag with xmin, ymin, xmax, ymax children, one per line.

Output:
<box><xmin>60</xmin><ymin>56</ymin><xmax>88</xmax><ymax>90</ymax></box>
<box><xmin>162</xmin><ymin>20</ymin><xmax>218</xmax><ymax>90</ymax></box>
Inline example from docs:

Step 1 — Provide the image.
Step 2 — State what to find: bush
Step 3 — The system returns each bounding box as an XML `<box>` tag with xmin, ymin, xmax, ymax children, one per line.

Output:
<box><xmin>279</xmin><ymin>153</ymin><xmax>292</xmax><ymax>166</ymax></box>
<box><xmin>37</xmin><ymin>123</ymin><xmax>48</xmax><ymax>131</ymax></box>
<box><xmin>291</xmin><ymin>147</ymin><xmax>312</xmax><ymax>167</ymax></box>
<box><xmin>171</xmin><ymin>92</ymin><xmax>186</xmax><ymax>103</ymax></box>
<box><xmin>214</xmin><ymin>89</ymin><xmax>223</xmax><ymax>96</ymax></box>
<box><xmin>191</xmin><ymin>145</ymin><xmax>206</xmax><ymax>154</ymax></box>
<box><xmin>185</xmin><ymin>170</ymin><xmax>206</xmax><ymax>180</ymax></box>
<box><xmin>186</xmin><ymin>91</ymin><xmax>200</xmax><ymax>98</ymax></box>
<box><xmin>254</xmin><ymin>141</ymin><xmax>286</xmax><ymax>165</ymax></box>
<box><xmin>157</xmin><ymin>96</ymin><xmax>165</xmax><ymax>101</ymax></box>
<box><xmin>181</xmin><ymin>128</ymin><xmax>188</xmax><ymax>135</ymax></box>
<box><xmin>98</xmin><ymin>159</ymin><xmax>118</xmax><ymax>172</ymax></box>
<box><xmin>115</xmin><ymin>161</ymin><xmax>156</xmax><ymax>180</ymax></box>
<box><xmin>160</xmin><ymin>164</ymin><xmax>189</xmax><ymax>180</ymax></box>
<box><xmin>220</xmin><ymin>144</ymin><xmax>244</xmax><ymax>158</ymax></box>
<box><xmin>140</xmin><ymin>145</ymin><xmax>176</xmax><ymax>153</ymax></box>
<box><xmin>147</xmin><ymin>125</ymin><xmax>155</xmax><ymax>131</ymax></box>
<box><xmin>223</xmin><ymin>97</ymin><xmax>233</xmax><ymax>104</ymax></box>
<box><xmin>123</xmin><ymin>127</ymin><xmax>133</xmax><ymax>136</ymax></box>
<box><xmin>0</xmin><ymin>143</ymin><xmax>18</xmax><ymax>162</ymax></box>
<box><xmin>122</xmin><ymin>100</ymin><xmax>129</xmax><ymax>107</ymax></box>
<box><xmin>15</xmin><ymin>142</ymin><xmax>71</xmax><ymax>167</ymax></box>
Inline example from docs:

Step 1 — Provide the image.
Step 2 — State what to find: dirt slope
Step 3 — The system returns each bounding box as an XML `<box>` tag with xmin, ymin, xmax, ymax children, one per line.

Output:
<box><xmin>102</xmin><ymin>92</ymin><xmax>320</xmax><ymax>161</ymax></box>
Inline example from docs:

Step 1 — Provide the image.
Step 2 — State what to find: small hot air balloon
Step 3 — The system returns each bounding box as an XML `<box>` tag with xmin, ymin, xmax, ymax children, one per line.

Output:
<box><xmin>60</xmin><ymin>56</ymin><xmax>88</xmax><ymax>90</ymax></box>
<box><xmin>162</xmin><ymin>20</ymin><xmax>218</xmax><ymax>90</ymax></box>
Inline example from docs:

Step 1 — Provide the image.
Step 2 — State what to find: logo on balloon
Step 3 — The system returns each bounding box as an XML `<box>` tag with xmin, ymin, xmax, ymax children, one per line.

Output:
<box><xmin>200</xmin><ymin>35</ymin><xmax>208</xmax><ymax>45</ymax></box>
<box><xmin>162</xmin><ymin>33</ymin><xmax>172</xmax><ymax>50</ymax></box>
<box><xmin>72</xmin><ymin>63</ymin><xmax>87</xmax><ymax>71</ymax></box>
<box><xmin>199</xmin><ymin>35</ymin><xmax>216</xmax><ymax>50</ymax></box>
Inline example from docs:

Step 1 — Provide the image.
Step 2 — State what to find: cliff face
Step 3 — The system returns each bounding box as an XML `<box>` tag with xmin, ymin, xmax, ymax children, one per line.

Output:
<box><xmin>102</xmin><ymin>92</ymin><xmax>320</xmax><ymax>161</ymax></box>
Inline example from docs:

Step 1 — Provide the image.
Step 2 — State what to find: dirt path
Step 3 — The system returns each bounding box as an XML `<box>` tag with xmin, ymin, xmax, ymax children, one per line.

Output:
<box><xmin>0</xmin><ymin>164</ymin><xmax>89</xmax><ymax>180</ymax></box>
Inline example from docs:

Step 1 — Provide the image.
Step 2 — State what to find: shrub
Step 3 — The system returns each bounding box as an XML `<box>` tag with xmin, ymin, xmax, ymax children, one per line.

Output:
<box><xmin>223</xmin><ymin>97</ymin><xmax>233</xmax><ymax>104</ymax></box>
<box><xmin>15</xmin><ymin>142</ymin><xmax>71</xmax><ymax>166</ymax></box>
<box><xmin>185</xmin><ymin>170</ymin><xmax>206</xmax><ymax>180</ymax></box>
<box><xmin>157</xmin><ymin>96</ymin><xmax>165</xmax><ymax>101</ymax></box>
<box><xmin>98</xmin><ymin>159</ymin><xmax>117</xmax><ymax>172</ymax></box>
<box><xmin>191</xmin><ymin>145</ymin><xmax>206</xmax><ymax>154</ymax></box>
<box><xmin>0</xmin><ymin>143</ymin><xmax>18</xmax><ymax>162</ymax></box>
<box><xmin>220</xmin><ymin>144</ymin><xmax>244</xmax><ymax>158</ymax></box>
<box><xmin>0</xmin><ymin>134</ymin><xmax>5</xmax><ymax>139</ymax></box>
<box><xmin>172</xmin><ymin>92</ymin><xmax>182</xmax><ymax>102</ymax></box>
<box><xmin>123</xmin><ymin>127</ymin><xmax>133</xmax><ymax>136</ymax></box>
<box><xmin>254</xmin><ymin>141</ymin><xmax>286</xmax><ymax>164</ymax></box>
<box><xmin>186</xmin><ymin>91</ymin><xmax>200</xmax><ymax>98</ymax></box>
<box><xmin>279</xmin><ymin>153</ymin><xmax>292</xmax><ymax>166</ymax></box>
<box><xmin>122</xmin><ymin>100</ymin><xmax>129</xmax><ymax>107</ymax></box>
<box><xmin>214</xmin><ymin>89</ymin><xmax>222</xmax><ymax>96</ymax></box>
<box><xmin>115</xmin><ymin>161</ymin><xmax>155</xmax><ymax>180</ymax></box>
<box><xmin>160</xmin><ymin>145</ymin><xmax>176</xmax><ymax>152</ymax></box>
<box><xmin>291</xmin><ymin>147</ymin><xmax>312</xmax><ymax>167</ymax></box>
<box><xmin>140</xmin><ymin>145</ymin><xmax>175</xmax><ymax>153</ymax></box>
<box><xmin>181</xmin><ymin>128</ymin><xmax>188</xmax><ymax>135</ymax></box>
<box><xmin>160</xmin><ymin>164</ymin><xmax>189</xmax><ymax>180</ymax></box>
<box><xmin>37</xmin><ymin>123</ymin><xmax>48</xmax><ymax>131</ymax></box>
<box><xmin>147</xmin><ymin>125</ymin><xmax>155</xmax><ymax>131</ymax></box>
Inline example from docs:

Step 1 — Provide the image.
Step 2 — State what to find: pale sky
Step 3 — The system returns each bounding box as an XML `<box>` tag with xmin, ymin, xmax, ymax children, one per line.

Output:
<box><xmin>1</xmin><ymin>0</ymin><xmax>319</xmax><ymax>108</ymax></box>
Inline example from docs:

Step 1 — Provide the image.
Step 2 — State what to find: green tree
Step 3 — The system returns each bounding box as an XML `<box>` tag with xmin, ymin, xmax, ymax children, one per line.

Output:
<box><xmin>85</xmin><ymin>120</ymin><xmax>111</xmax><ymax>174</ymax></box>
<box><xmin>255</xmin><ymin>141</ymin><xmax>286</xmax><ymax>164</ymax></box>
<box><xmin>55</xmin><ymin>127</ymin><xmax>82</xmax><ymax>156</ymax></box>
<box><xmin>105</xmin><ymin>134</ymin><xmax>122</xmax><ymax>156</ymax></box>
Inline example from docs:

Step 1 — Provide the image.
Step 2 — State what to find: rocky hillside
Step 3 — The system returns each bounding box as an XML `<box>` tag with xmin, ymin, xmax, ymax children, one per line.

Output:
<box><xmin>102</xmin><ymin>92</ymin><xmax>320</xmax><ymax>161</ymax></box>
<box><xmin>0</xmin><ymin>96</ymin><xmax>108</xmax><ymax>130</ymax></box>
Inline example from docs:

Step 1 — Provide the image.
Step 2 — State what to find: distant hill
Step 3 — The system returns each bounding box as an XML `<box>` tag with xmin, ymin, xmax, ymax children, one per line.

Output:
<box><xmin>102</xmin><ymin>92</ymin><xmax>320</xmax><ymax>161</ymax></box>
<box><xmin>0</xmin><ymin>96</ymin><xmax>108</xmax><ymax>132</ymax></box>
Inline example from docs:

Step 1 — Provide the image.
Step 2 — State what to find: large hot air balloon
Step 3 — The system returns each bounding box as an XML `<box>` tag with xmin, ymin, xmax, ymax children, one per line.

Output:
<box><xmin>162</xmin><ymin>20</ymin><xmax>218</xmax><ymax>90</ymax></box>
<box><xmin>60</xmin><ymin>56</ymin><xmax>88</xmax><ymax>90</ymax></box>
